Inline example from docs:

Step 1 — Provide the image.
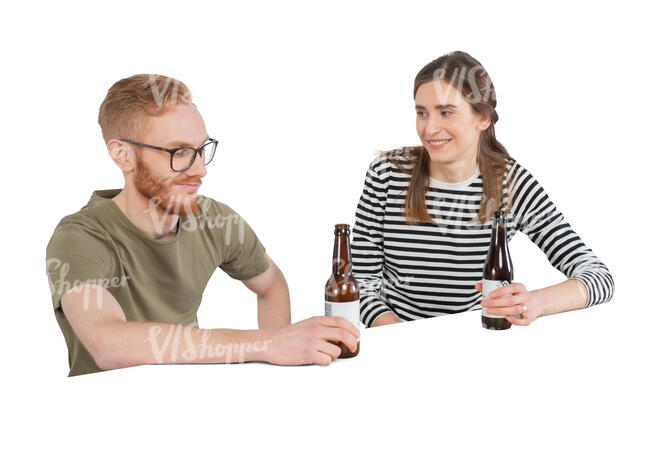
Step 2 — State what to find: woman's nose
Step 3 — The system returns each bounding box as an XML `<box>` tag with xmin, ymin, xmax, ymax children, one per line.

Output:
<box><xmin>425</xmin><ymin>118</ymin><xmax>442</xmax><ymax>137</ymax></box>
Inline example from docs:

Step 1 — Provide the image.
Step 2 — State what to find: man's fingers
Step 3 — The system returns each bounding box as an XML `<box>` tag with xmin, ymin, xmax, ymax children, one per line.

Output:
<box><xmin>319</xmin><ymin>326</ymin><xmax>358</xmax><ymax>353</ymax></box>
<box><xmin>312</xmin><ymin>315</ymin><xmax>360</xmax><ymax>338</ymax></box>
<box><xmin>312</xmin><ymin>351</ymin><xmax>334</xmax><ymax>366</ymax></box>
<box><xmin>316</xmin><ymin>340</ymin><xmax>342</xmax><ymax>361</ymax></box>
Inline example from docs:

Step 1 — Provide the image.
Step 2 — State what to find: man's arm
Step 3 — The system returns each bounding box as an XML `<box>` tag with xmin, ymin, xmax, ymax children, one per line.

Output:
<box><xmin>61</xmin><ymin>283</ymin><xmax>360</xmax><ymax>371</ymax></box>
<box><xmin>241</xmin><ymin>253</ymin><xmax>291</xmax><ymax>330</ymax></box>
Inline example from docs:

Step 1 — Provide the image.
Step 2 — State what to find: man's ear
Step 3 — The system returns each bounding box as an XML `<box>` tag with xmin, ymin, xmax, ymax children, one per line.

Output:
<box><xmin>108</xmin><ymin>139</ymin><xmax>135</xmax><ymax>173</ymax></box>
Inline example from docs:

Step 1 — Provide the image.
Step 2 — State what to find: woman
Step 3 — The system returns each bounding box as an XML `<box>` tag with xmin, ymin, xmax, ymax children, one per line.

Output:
<box><xmin>351</xmin><ymin>51</ymin><xmax>614</xmax><ymax>328</ymax></box>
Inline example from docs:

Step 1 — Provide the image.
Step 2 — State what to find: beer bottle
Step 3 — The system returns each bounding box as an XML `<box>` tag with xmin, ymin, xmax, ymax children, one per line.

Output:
<box><xmin>324</xmin><ymin>224</ymin><xmax>360</xmax><ymax>358</ymax></box>
<box><xmin>481</xmin><ymin>210</ymin><xmax>513</xmax><ymax>330</ymax></box>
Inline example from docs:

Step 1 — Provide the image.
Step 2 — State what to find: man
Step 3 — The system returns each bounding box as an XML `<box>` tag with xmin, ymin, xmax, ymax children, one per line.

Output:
<box><xmin>45</xmin><ymin>74</ymin><xmax>359</xmax><ymax>376</ymax></box>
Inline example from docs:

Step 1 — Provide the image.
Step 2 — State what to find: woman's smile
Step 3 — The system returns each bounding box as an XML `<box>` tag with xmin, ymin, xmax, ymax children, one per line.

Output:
<box><xmin>427</xmin><ymin>138</ymin><xmax>452</xmax><ymax>149</ymax></box>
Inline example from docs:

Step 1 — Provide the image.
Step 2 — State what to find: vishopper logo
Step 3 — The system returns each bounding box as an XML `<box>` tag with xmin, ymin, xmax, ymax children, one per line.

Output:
<box><xmin>414</xmin><ymin>192</ymin><xmax>560</xmax><ymax>236</ymax></box>
<box><xmin>358</xmin><ymin>273</ymin><xmax>414</xmax><ymax>292</ymax></box>
<box><xmin>143</xmin><ymin>323</ymin><xmax>272</xmax><ymax>364</ymax></box>
<box><xmin>382</xmin><ymin>146</ymin><xmax>419</xmax><ymax>160</ymax></box>
<box><xmin>428</xmin><ymin>193</ymin><xmax>500</xmax><ymax>235</ymax></box>
<box><xmin>145</xmin><ymin>195</ymin><xmax>247</xmax><ymax>245</ymax></box>
<box><xmin>46</xmin><ymin>258</ymin><xmax>130</xmax><ymax>308</ymax></box>
<box><xmin>148</xmin><ymin>75</ymin><xmax>191</xmax><ymax>108</ymax></box>
<box><xmin>430</xmin><ymin>64</ymin><xmax>496</xmax><ymax>104</ymax></box>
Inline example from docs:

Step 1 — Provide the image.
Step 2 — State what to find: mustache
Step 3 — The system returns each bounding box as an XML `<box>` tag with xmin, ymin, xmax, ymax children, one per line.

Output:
<box><xmin>175</xmin><ymin>179</ymin><xmax>202</xmax><ymax>184</ymax></box>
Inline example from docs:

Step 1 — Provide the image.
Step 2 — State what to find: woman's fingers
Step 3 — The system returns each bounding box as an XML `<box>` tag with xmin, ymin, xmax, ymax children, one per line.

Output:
<box><xmin>506</xmin><ymin>315</ymin><xmax>532</xmax><ymax>326</ymax></box>
<box><xmin>481</xmin><ymin>293</ymin><xmax>524</xmax><ymax>308</ymax></box>
<box><xmin>484</xmin><ymin>305</ymin><xmax>524</xmax><ymax>317</ymax></box>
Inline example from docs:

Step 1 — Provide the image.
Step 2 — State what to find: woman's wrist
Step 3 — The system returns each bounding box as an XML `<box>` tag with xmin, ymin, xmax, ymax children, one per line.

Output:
<box><xmin>371</xmin><ymin>311</ymin><xmax>402</xmax><ymax>327</ymax></box>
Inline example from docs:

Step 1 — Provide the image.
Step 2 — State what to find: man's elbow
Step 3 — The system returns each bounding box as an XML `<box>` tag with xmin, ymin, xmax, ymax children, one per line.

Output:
<box><xmin>88</xmin><ymin>333</ymin><xmax>134</xmax><ymax>371</ymax></box>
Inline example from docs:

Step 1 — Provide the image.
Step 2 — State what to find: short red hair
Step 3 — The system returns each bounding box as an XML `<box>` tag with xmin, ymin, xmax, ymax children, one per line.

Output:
<box><xmin>98</xmin><ymin>74</ymin><xmax>193</xmax><ymax>144</ymax></box>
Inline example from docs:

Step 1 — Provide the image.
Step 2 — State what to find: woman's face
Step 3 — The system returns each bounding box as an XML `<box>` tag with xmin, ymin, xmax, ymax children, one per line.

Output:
<box><xmin>415</xmin><ymin>79</ymin><xmax>490</xmax><ymax>166</ymax></box>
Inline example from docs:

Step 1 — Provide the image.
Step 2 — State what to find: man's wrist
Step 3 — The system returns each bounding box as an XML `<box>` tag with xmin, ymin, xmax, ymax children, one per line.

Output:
<box><xmin>246</xmin><ymin>329</ymin><xmax>275</xmax><ymax>363</ymax></box>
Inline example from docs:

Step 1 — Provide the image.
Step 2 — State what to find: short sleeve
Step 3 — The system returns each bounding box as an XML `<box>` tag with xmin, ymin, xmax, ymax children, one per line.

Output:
<box><xmin>45</xmin><ymin>223</ymin><xmax>115</xmax><ymax>310</ymax></box>
<box><xmin>208</xmin><ymin>200</ymin><xmax>269</xmax><ymax>280</ymax></box>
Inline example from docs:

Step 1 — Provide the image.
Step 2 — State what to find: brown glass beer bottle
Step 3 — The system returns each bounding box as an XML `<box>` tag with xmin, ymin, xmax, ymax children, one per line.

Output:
<box><xmin>481</xmin><ymin>210</ymin><xmax>513</xmax><ymax>330</ymax></box>
<box><xmin>324</xmin><ymin>224</ymin><xmax>360</xmax><ymax>358</ymax></box>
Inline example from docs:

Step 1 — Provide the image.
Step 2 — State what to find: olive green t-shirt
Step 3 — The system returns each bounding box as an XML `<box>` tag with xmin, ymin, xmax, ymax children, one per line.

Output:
<box><xmin>45</xmin><ymin>189</ymin><xmax>269</xmax><ymax>377</ymax></box>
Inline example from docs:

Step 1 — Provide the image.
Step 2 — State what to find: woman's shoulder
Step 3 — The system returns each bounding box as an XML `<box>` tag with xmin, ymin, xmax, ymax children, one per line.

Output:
<box><xmin>503</xmin><ymin>157</ymin><xmax>543</xmax><ymax>185</ymax></box>
<box><xmin>367</xmin><ymin>146</ymin><xmax>420</xmax><ymax>176</ymax></box>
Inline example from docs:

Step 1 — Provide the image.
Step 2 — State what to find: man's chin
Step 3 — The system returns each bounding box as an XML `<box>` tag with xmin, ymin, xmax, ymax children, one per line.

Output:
<box><xmin>160</xmin><ymin>193</ymin><xmax>199</xmax><ymax>217</ymax></box>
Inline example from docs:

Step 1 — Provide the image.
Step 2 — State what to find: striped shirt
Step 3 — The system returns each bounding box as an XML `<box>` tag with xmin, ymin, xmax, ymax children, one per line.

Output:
<box><xmin>351</xmin><ymin>153</ymin><xmax>615</xmax><ymax>327</ymax></box>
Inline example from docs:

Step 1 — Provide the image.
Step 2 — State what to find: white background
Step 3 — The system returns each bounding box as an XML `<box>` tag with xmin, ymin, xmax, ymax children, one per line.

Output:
<box><xmin>1</xmin><ymin>1</ymin><xmax>648</xmax><ymax>451</ymax></box>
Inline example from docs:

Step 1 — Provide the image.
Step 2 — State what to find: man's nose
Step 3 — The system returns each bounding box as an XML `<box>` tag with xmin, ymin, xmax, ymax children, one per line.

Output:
<box><xmin>184</xmin><ymin>153</ymin><xmax>208</xmax><ymax>178</ymax></box>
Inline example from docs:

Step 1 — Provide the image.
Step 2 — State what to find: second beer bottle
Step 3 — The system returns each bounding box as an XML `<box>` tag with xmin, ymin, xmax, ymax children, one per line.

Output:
<box><xmin>481</xmin><ymin>210</ymin><xmax>514</xmax><ymax>330</ymax></box>
<box><xmin>324</xmin><ymin>224</ymin><xmax>360</xmax><ymax>358</ymax></box>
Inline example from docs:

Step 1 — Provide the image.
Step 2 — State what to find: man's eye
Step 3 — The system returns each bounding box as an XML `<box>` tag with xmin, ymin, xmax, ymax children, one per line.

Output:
<box><xmin>416</xmin><ymin>111</ymin><xmax>426</xmax><ymax>117</ymax></box>
<box><xmin>441</xmin><ymin>111</ymin><xmax>452</xmax><ymax>116</ymax></box>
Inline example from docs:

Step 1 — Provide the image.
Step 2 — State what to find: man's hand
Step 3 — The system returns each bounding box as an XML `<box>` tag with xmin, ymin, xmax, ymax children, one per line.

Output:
<box><xmin>262</xmin><ymin>316</ymin><xmax>360</xmax><ymax>366</ymax></box>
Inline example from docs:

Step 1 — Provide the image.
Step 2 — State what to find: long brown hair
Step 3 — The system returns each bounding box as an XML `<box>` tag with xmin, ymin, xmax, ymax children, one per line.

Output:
<box><xmin>385</xmin><ymin>51</ymin><xmax>512</xmax><ymax>226</ymax></box>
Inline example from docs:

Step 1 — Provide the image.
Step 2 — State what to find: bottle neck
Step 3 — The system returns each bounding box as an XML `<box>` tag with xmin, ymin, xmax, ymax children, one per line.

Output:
<box><xmin>332</xmin><ymin>231</ymin><xmax>353</xmax><ymax>276</ymax></box>
<box><xmin>489</xmin><ymin>213</ymin><xmax>508</xmax><ymax>250</ymax></box>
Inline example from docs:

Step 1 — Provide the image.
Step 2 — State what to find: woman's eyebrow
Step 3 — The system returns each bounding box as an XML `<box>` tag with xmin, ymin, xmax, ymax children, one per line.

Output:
<box><xmin>415</xmin><ymin>104</ymin><xmax>457</xmax><ymax>110</ymax></box>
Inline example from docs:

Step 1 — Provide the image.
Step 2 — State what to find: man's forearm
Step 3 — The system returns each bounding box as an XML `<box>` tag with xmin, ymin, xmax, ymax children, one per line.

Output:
<box><xmin>95</xmin><ymin>321</ymin><xmax>272</xmax><ymax>371</ymax></box>
<box><xmin>256</xmin><ymin>275</ymin><xmax>291</xmax><ymax>330</ymax></box>
<box><xmin>531</xmin><ymin>278</ymin><xmax>589</xmax><ymax>317</ymax></box>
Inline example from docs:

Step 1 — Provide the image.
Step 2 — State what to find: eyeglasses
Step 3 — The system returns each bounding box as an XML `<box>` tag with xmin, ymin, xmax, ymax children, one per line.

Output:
<box><xmin>119</xmin><ymin>138</ymin><xmax>218</xmax><ymax>172</ymax></box>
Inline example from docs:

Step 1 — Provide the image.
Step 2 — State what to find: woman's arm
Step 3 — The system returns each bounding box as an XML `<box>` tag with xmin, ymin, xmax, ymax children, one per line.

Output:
<box><xmin>352</xmin><ymin>155</ymin><xmax>399</xmax><ymax>327</ymax></box>
<box><xmin>371</xmin><ymin>312</ymin><xmax>402</xmax><ymax>327</ymax></box>
<box><xmin>507</xmin><ymin>161</ymin><xmax>615</xmax><ymax>307</ymax></box>
<box><xmin>533</xmin><ymin>278</ymin><xmax>588</xmax><ymax>316</ymax></box>
<box><xmin>477</xmin><ymin>278</ymin><xmax>588</xmax><ymax>326</ymax></box>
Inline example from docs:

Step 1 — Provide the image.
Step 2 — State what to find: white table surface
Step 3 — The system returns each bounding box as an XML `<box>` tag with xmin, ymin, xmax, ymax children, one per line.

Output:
<box><xmin>17</xmin><ymin>298</ymin><xmax>646</xmax><ymax>453</ymax></box>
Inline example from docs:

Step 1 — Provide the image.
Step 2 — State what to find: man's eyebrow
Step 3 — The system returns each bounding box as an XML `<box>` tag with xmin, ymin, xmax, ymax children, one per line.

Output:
<box><xmin>165</xmin><ymin>135</ymin><xmax>210</xmax><ymax>148</ymax></box>
<box><xmin>415</xmin><ymin>104</ymin><xmax>457</xmax><ymax>110</ymax></box>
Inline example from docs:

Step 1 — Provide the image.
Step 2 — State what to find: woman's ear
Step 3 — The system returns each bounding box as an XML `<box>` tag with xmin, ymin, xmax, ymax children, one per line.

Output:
<box><xmin>476</xmin><ymin>112</ymin><xmax>491</xmax><ymax>132</ymax></box>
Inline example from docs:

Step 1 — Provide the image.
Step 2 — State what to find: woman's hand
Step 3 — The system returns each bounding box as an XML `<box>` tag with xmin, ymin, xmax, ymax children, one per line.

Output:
<box><xmin>474</xmin><ymin>282</ymin><xmax>541</xmax><ymax>326</ymax></box>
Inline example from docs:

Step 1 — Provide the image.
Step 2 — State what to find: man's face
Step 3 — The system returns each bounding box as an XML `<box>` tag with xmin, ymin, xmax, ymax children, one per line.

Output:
<box><xmin>132</xmin><ymin>103</ymin><xmax>209</xmax><ymax>217</ymax></box>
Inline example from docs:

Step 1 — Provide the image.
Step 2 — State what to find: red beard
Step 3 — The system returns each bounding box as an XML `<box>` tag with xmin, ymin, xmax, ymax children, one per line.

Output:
<box><xmin>133</xmin><ymin>153</ymin><xmax>199</xmax><ymax>218</ymax></box>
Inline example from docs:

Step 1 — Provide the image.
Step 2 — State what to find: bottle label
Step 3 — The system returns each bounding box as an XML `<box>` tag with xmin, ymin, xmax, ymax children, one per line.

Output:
<box><xmin>481</xmin><ymin>279</ymin><xmax>512</xmax><ymax>319</ymax></box>
<box><xmin>325</xmin><ymin>299</ymin><xmax>360</xmax><ymax>340</ymax></box>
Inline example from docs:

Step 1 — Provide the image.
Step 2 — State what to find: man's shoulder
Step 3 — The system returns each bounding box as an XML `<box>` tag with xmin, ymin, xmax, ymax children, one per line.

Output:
<box><xmin>46</xmin><ymin>218</ymin><xmax>113</xmax><ymax>269</ymax></box>
<box><xmin>48</xmin><ymin>207</ymin><xmax>111</xmax><ymax>249</ymax></box>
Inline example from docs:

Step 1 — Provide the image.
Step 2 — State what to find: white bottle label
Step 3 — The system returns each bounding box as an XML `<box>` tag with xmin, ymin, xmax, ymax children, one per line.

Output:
<box><xmin>325</xmin><ymin>299</ymin><xmax>360</xmax><ymax>340</ymax></box>
<box><xmin>481</xmin><ymin>279</ymin><xmax>512</xmax><ymax>319</ymax></box>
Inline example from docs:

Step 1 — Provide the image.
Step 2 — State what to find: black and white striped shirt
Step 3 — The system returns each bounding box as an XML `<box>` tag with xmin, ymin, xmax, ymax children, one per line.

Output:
<box><xmin>351</xmin><ymin>153</ymin><xmax>615</xmax><ymax>327</ymax></box>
